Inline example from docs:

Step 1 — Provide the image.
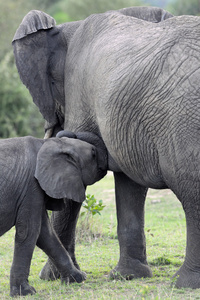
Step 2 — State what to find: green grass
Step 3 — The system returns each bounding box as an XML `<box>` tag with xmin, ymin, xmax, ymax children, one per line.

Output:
<box><xmin>0</xmin><ymin>172</ymin><xmax>200</xmax><ymax>299</ymax></box>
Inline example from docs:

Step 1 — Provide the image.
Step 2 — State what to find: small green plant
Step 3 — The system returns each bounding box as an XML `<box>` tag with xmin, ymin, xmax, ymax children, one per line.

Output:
<box><xmin>81</xmin><ymin>194</ymin><xmax>105</xmax><ymax>216</ymax></box>
<box><xmin>76</xmin><ymin>194</ymin><xmax>105</xmax><ymax>243</ymax></box>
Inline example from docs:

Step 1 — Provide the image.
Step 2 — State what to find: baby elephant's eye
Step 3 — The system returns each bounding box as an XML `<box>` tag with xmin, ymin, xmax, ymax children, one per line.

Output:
<box><xmin>92</xmin><ymin>148</ymin><xmax>96</xmax><ymax>158</ymax></box>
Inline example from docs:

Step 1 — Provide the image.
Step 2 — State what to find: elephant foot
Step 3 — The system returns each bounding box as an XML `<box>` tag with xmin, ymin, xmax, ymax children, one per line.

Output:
<box><xmin>62</xmin><ymin>270</ymin><xmax>87</xmax><ymax>284</ymax></box>
<box><xmin>40</xmin><ymin>260</ymin><xmax>86</xmax><ymax>284</ymax></box>
<box><xmin>39</xmin><ymin>260</ymin><xmax>60</xmax><ymax>281</ymax></box>
<box><xmin>173</xmin><ymin>265</ymin><xmax>200</xmax><ymax>289</ymax></box>
<box><xmin>110</xmin><ymin>258</ymin><xmax>153</xmax><ymax>280</ymax></box>
<box><xmin>10</xmin><ymin>281</ymin><xmax>36</xmax><ymax>297</ymax></box>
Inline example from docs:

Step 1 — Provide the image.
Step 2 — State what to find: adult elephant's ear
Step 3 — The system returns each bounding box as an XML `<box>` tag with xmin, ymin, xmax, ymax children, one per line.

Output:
<box><xmin>35</xmin><ymin>139</ymin><xmax>86</xmax><ymax>203</ymax></box>
<box><xmin>12</xmin><ymin>10</ymin><xmax>57</xmax><ymax>125</ymax></box>
<box><xmin>13</xmin><ymin>10</ymin><xmax>56</xmax><ymax>40</ymax></box>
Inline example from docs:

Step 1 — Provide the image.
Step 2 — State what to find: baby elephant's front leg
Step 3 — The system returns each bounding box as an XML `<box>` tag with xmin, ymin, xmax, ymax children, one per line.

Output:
<box><xmin>37</xmin><ymin>209</ymin><xmax>86</xmax><ymax>284</ymax></box>
<box><xmin>10</xmin><ymin>280</ymin><xmax>36</xmax><ymax>297</ymax></box>
<box><xmin>10</xmin><ymin>208</ymin><xmax>41</xmax><ymax>297</ymax></box>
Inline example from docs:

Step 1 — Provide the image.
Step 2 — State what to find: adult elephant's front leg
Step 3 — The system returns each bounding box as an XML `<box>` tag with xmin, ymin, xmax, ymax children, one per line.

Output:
<box><xmin>40</xmin><ymin>199</ymin><xmax>82</xmax><ymax>281</ymax></box>
<box><xmin>110</xmin><ymin>172</ymin><xmax>152</xmax><ymax>279</ymax></box>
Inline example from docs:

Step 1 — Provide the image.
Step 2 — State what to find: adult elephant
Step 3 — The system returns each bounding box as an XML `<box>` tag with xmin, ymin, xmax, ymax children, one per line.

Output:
<box><xmin>12</xmin><ymin>6</ymin><xmax>200</xmax><ymax>289</ymax></box>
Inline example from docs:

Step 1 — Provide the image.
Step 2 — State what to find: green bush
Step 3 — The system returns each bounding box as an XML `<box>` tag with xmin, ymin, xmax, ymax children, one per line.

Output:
<box><xmin>0</xmin><ymin>52</ymin><xmax>44</xmax><ymax>138</ymax></box>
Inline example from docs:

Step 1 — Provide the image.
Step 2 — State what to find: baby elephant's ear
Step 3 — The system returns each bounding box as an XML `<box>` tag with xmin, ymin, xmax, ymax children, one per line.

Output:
<box><xmin>34</xmin><ymin>139</ymin><xmax>86</xmax><ymax>203</ymax></box>
<box><xmin>45</xmin><ymin>196</ymin><xmax>65</xmax><ymax>211</ymax></box>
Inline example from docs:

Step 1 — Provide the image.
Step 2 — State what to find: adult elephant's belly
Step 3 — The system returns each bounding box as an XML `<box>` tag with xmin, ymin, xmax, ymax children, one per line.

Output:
<box><xmin>0</xmin><ymin>204</ymin><xmax>16</xmax><ymax>236</ymax></box>
<box><xmin>102</xmin><ymin>127</ymin><xmax>167</xmax><ymax>189</ymax></box>
<box><xmin>115</xmin><ymin>149</ymin><xmax>166</xmax><ymax>189</ymax></box>
<box><xmin>123</xmin><ymin>164</ymin><xmax>167</xmax><ymax>190</ymax></box>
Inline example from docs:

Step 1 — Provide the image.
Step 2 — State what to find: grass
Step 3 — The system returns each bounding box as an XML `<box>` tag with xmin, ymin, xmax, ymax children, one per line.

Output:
<box><xmin>0</xmin><ymin>172</ymin><xmax>200</xmax><ymax>299</ymax></box>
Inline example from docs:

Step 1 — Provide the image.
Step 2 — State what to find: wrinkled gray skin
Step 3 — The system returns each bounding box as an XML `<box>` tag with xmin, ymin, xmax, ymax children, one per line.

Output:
<box><xmin>13</xmin><ymin>6</ymin><xmax>200</xmax><ymax>289</ymax></box>
<box><xmin>0</xmin><ymin>134</ymin><xmax>107</xmax><ymax>296</ymax></box>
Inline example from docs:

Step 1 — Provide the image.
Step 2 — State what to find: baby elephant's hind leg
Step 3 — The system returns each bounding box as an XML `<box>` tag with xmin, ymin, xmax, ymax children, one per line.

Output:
<box><xmin>36</xmin><ymin>209</ymin><xmax>86</xmax><ymax>284</ymax></box>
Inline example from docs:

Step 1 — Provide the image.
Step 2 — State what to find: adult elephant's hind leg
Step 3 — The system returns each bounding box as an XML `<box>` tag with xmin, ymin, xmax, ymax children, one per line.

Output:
<box><xmin>110</xmin><ymin>172</ymin><xmax>152</xmax><ymax>279</ymax></box>
<box><xmin>173</xmin><ymin>191</ymin><xmax>200</xmax><ymax>288</ymax></box>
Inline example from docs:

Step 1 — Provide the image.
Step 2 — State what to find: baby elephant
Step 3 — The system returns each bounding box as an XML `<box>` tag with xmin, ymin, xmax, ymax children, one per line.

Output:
<box><xmin>0</xmin><ymin>133</ymin><xmax>107</xmax><ymax>297</ymax></box>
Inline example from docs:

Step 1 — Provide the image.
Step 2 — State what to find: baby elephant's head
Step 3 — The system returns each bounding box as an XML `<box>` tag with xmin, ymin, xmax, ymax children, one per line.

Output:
<box><xmin>35</xmin><ymin>133</ymin><xmax>107</xmax><ymax>203</ymax></box>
